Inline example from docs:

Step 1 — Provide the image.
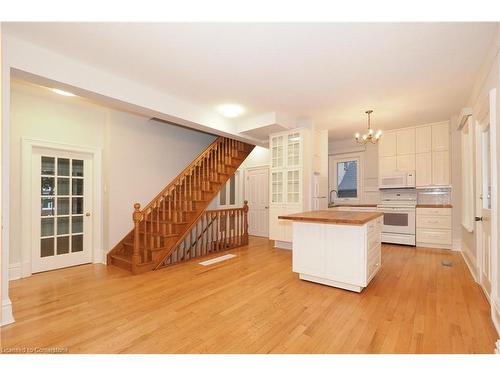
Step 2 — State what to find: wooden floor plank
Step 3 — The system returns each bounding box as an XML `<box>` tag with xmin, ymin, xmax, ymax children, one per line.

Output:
<box><xmin>0</xmin><ymin>237</ymin><xmax>497</xmax><ymax>353</ymax></box>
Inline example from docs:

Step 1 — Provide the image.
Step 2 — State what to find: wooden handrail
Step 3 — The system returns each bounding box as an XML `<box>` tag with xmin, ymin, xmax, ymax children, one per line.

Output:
<box><xmin>140</xmin><ymin>136</ymin><xmax>224</xmax><ymax>214</ymax></box>
<box><xmin>157</xmin><ymin>201</ymin><xmax>249</xmax><ymax>268</ymax></box>
<box><xmin>107</xmin><ymin>135</ymin><xmax>254</xmax><ymax>274</ymax></box>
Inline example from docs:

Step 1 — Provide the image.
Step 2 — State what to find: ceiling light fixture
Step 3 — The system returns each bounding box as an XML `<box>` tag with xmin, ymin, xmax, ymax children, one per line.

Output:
<box><xmin>51</xmin><ymin>88</ymin><xmax>76</xmax><ymax>97</ymax></box>
<box><xmin>218</xmin><ymin>104</ymin><xmax>245</xmax><ymax>118</ymax></box>
<box><xmin>354</xmin><ymin>110</ymin><xmax>382</xmax><ymax>144</ymax></box>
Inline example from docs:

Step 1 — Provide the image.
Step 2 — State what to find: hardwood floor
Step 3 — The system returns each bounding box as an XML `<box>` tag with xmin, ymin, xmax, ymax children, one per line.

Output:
<box><xmin>1</xmin><ymin>237</ymin><xmax>497</xmax><ymax>353</ymax></box>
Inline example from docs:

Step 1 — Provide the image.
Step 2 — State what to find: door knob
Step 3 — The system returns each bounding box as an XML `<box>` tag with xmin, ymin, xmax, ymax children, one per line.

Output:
<box><xmin>475</xmin><ymin>216</ymin><xmax>483</xmax><ymax>221</ymax></box>
<box><xmin>85</xmin><ymin>212</ymin><xmax>91</xmax><ymax>217</ymax></box>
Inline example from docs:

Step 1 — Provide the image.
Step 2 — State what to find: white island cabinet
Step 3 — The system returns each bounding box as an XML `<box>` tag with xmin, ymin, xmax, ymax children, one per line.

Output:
<box><xmin>279</xmin><ymin>210</ymin><xmax>383</xmax><ymax>293</ymax></box>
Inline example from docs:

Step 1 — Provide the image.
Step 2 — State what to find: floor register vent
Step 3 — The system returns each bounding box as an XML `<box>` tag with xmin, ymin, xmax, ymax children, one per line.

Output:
<box><xmin>199</xmin><ymin>254</ymin><xmax>236</xmax><ymax>266</ymax></box>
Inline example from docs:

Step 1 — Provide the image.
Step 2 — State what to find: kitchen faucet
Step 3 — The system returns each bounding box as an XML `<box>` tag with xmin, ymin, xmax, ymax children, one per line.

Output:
<box><xmin>329</xmin><ymin>189</ymin><xmax>338</xmax><ymax>206</ymax></box>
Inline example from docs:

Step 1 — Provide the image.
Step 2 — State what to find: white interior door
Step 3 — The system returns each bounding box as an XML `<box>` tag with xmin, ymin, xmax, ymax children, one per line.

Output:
<box><xmin>245</xmin><ymin>167</ymin><xmax>269</xmax><ymax>237</ymax></box>
<box><xmin>32</xmin><ymin>148</ymin><xmax>93</xmax><ymax>273</ymax></box>
<box><xmin>475</xmin><ymin>120</ymin><xmax>492</xmax><ymax>298</ymax></box>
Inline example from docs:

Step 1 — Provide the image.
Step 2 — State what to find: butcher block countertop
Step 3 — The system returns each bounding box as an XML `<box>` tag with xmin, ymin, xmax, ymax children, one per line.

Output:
<box><xmin>278</xmin><ymin>210</ymin><xmax>383</xmax><ymax>225</ymax></box>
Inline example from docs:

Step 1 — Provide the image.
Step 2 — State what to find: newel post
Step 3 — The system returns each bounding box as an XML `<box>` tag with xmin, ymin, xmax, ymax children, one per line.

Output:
<box><xmin>243</xmin><ymin>200</ymin><xmax>249</xmax><ymax>245</ymax></box>
<box><xmin>132</xmin><ymin>203</ymin><xmax>143</xmax><ymax>273</ymax></box>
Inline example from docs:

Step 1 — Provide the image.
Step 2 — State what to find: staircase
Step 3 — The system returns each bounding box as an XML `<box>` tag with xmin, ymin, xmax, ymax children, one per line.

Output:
<box><xmin>107</xmin><ymin>137</ymin><xmax>255</xmax><ymax>274</ymax></box>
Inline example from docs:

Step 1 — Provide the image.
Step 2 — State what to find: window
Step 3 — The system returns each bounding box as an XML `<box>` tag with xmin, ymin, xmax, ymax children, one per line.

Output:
<box><xmin>329</xmin><ymin>156</ymin><xmax>361</xmax><ymax>202</ymax></box>
<box><xmin>219</xmin><ymin>173</ymin><xmax>239</xmax><ymax>207</ymax></box>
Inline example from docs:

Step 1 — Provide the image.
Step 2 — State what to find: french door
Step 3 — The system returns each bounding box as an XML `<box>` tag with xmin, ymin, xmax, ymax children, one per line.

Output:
<box><xmin>475</xmin><ymin>117</ymin><xmax>492</xmax><ymax>299</ymax></box>
<box><xmin>31</xmin><ymin>148</ymin><xmax>93</xmax><ymax>273</ymax></box>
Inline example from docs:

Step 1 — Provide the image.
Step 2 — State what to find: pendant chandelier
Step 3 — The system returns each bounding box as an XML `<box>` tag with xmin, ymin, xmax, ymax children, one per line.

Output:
<box><xmin>355</xmin><ymin>110</ymin><xmax>382</xmax><ymax>144</ymax></box>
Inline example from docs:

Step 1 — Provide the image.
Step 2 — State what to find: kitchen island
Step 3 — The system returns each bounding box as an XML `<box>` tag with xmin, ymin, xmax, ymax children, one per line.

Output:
<box><xmin>278</xmin><ymin>210</ymin><xmax>383</xmax><ymax>292</ymax></box>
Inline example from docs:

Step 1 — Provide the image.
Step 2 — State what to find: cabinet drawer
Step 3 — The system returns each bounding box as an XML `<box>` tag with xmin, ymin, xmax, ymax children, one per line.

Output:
<box><xmin>417</xmin><ymin>229</ymin><xmax>452</xmax><ymax>245</ymax></box>
<box><xmin>368</xmin><ymin>243</ymin><xmax>381</xmax><ymax>261</ymax></box>
<box><xmin>367</xmin><ymin>217</ymin><xmax>383</xmax><ymax>235</ymax></box>
<box><xmin>417</xmin><ymin>207</ymin><xmax>451</xmax><ymax>216</ymax></box>
<box><xmin>366</xmin><ymin>251</ymin><xmax>381</xmax><ymax>282</ymax></box>
<box><xmin>367</xmin><ymin>231</ymin><xmax>381</xmax><ymax>251</ymax></box>
<box><xmin>417</xmin><ymin>215</ymin><xmax>451</xmax><ymax>229</ymax></box>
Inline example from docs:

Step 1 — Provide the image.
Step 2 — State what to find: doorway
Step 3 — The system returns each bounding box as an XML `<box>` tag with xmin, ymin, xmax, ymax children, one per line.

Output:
<box><xmin>474</xmin><ymin>102</ymin><xmax>496</xmax><ymax>300</ymax></box>
<box><xmin>21</xmin><ymin>140</ymin><xmax>102</xmax><ymax>277</ymax></box>
<box><xmin>244</xmin><ymin>167</ymin><xmax>269</xmax><ymax>237</ymax></box>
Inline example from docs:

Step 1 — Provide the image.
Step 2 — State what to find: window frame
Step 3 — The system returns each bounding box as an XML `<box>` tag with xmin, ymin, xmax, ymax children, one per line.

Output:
<box><xmin>217</xmin><ymin>170</ymin><xmax>242</xmax><ymax>208</ymax></box>
<box><xmin>330</xmin><ymin>155</ymin><xmax>362</xmax><ymax>203</ymax></box>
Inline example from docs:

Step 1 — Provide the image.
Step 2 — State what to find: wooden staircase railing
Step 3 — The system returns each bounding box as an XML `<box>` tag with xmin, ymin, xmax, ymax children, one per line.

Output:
<box><xmin>107</xmin><ymin>137</ymin><xmax>255</xmax><ymax>274</ymax></box>
<box><xmin>157</xmin><ymin>201</ymin><xmax>249</xmax><ymax>269</ymax></box>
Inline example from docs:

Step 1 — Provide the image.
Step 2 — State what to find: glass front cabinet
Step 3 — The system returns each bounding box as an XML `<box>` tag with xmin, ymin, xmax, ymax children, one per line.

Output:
<box><xmin>269</xmin><ymin>130</ymin><xmax>307</xmax><ymax>244</ymax></box>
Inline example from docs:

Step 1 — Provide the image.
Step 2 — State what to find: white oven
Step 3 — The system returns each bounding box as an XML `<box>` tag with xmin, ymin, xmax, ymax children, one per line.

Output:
<box><xmin>379</xmin><ymin>171</ymin><xmax>416</xmax><ymax>189</ymax></box>
<box><xmin>377</xmin><ymin>190</ymin><xmax>417</xmax><ymax>246</ymax></box>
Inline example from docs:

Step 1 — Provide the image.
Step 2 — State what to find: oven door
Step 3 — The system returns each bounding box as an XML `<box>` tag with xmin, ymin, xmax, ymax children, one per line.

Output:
<box><xmin>378</xmin><ymin>207</ymin><xmax>416</xmax><ymax>235</ymax></box>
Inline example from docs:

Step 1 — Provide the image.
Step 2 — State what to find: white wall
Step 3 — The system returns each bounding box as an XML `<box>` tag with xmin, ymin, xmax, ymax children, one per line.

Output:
<box><xmin>239</xmin><ymin>146</ymin><xmax>269</xmax><ymax>169</ymax></box>
<box><xmin>9</xmin><ymin>81</ymin><xmax>215</xmax><ymax>268</ymax></box>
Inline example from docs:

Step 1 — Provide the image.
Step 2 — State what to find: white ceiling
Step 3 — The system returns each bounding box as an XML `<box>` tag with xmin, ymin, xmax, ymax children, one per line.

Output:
<box><xmin>4</xmin><ymin>22</ymin><xmax>497</xmax><ymax>139</ymax></box>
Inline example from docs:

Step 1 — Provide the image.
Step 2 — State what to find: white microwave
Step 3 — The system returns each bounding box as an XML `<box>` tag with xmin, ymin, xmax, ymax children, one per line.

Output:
<box><xmin>379</xmin><ymin>171</ymin><xmax>416</xmax><ymax>189</ymax></box>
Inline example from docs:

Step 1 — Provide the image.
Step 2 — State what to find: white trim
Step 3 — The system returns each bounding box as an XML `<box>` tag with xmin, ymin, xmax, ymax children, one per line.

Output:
<box><xmin>1</xmin><ymin>298</ymin><xmax>14</xmax><ymax>326</ymax></box>
<box><xmin>274</xmin><ymin>240</ymin><xmax>292</xmax><ymax>250</ymax></box>
<box><xmin>328</xmin><ymin>152</ymin><xmax>364</xmax><ymax>203</ymax></box>
<box><xmin>9</xmin><ymin>262</ymin><xmax>21</xmax><ymax>281</ymax></box>
<box><xmin>488</xmin><ymin>89</ymin><xmax>498</xmax><ymax>334</ymax></box>
<box><xmin>492</xmin><ymin>297</ymin><xmax>500</xmax><ymax>337</ymax></box>
<box><xmin>452</xmin><ymin>238</ymin><xmax>462</xmax><ymax>252</ymax></box>
<box><xmin>461</xmin><ymin>240</ymin><xmax>478</xmax><ymax>283</ymax></box>
<box><xmin>21</xmin><ymin>138</ymin><xmax>103</xmax><ymax>277</ymax></box>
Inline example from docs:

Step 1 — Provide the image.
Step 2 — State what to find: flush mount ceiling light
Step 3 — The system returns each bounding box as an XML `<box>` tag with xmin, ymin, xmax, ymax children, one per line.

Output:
<box><xmin>51</xmin><ymin>88</ymin><xmax>76</xmax><ymax>97</ymax></box>
<box><xmin>354</xmin><ymin>110</ymin><xmax>382</xmax><ymax>144</ymax></box>
<box><xmin>217</xmin><ymin>104</ymin><xmax>245</xmax><ymax>118</ymax></box>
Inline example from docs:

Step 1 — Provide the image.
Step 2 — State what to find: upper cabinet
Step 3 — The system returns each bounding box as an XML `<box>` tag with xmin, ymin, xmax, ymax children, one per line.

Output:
<box><xmin>271</xmin><ymin>135</ymin><xmax>285</xmax><ymax>169</ymax></box>
<box><xmin>396</xmin><ymin>128</ymin><xmax>415</xmax><ymax>155</ymax></box>
<box><xmin>287</xmin><ymin>132</ymin><xmax>301</xmax><ymax>168</ymax></box>
<box><xmin>416</xmin><ymin>126</ymin><xmax>432</xmax><ymax>153</ymax></box>
<box><xmin>378</xmin><ymin>132</ymin><xmax>397</xmax><ymax>157</ymax></box>
<box><xmin>432</xmin><ymin>123</ymin><xmax>450</xmax><ymax>151</ymax></box>
<box><xmin>378</xmin><ymin>122</ymin><xmax>451</xmax><ymax>187</ymax></box>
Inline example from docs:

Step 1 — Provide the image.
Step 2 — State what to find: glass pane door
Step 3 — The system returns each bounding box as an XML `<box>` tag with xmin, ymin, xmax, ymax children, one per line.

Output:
<box><xmin>271</xmin><ymin>171</ymin><xmax>284</xmax><ymax>203</ymax></box>
<box><xmin>287</xmin><ymin>169</ymin><xmax>300</xmax><ymax>203</ymax></box>
<box><xmin>287</xmin><ymin>133</ymin><xmax>300</xmax><ymax>167</ymax></box>
<box><xmin>271</xmin><ymin>136</ymin><xmax>284</xmax><ymax>168</ymax></box>
<box><xmin>39</xmin><ymin>156</ymin><xmax>85</xmax><ymax>259</ymax></box>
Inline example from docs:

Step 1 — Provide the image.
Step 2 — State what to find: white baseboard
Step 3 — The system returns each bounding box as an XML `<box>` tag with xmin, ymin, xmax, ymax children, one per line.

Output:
<box><xmin>9</xmin><ymin>262</ymin><xmax>21</xmax><ymax>281</ymax></box>
<box><xmin>1</xmin><ymin>298</ymin><xmax>15</xmax><ymax>326</ymax></box>
<box><xmin>274</xmin><ymin>241</ymin><xmax>292</xmax><ymax>250</ymax></box>
<box><xmin>452</xmin><ymin>238</ymin><xmax>462</xmax><ymax>252</ymax></box>
<box><xmin>492</xmin><ymin>298</ymin><xmax>500</xmax><ymax>338</ymax></box>
<box><xmin>461</xmin><ymin>241</ymin><xmax>478</xmax><ymax>283</ymax></box>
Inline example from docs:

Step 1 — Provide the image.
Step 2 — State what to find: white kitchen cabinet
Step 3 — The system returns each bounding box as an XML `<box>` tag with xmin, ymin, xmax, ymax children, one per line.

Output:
<box><xmin>396</xmin><ymin>128</ymin><xmax>416</xmax><ymax>155</ymax></box>
<box><xmin>432</xmin><ymin>150</ymin><xmax>450</xmax><ymax>186</ymax></box>
<box><xmin>416</xmin><ymin>126</ymin><xmax>432</xmax><ymax>153</ymax></box>
<box><xmin>415</xmin><ymin>152</ymin><xmax>432</xmax><ymax>187</ymax></box>
<box><xmin>416</xmin><ymin>207</ymin><xmax>452</xmax><ymax>249</ymax></box>
<box><xmin>396</xmin><ymin>154</ymin><xmax>415</xmax><ymax>171</ymax></box>
<box><xmin>269</xmin><ymin>128</ymin><xmax>321</xmax><ymax>247</ymax></box>
<box><xmin>378</xmin><ymin>121</ymin><xmax>450</xmax><ymax>188</ymax></box>
<box><xmin>291</xmin><ymin>216</ymin><xmax>382</xmax><ymax>292</ymax></box>
<box><xmin>378</xmin><ymin>132</ymin><xmax>397</xmax><ymax>157</ymax></box>
<box><xmin>379</xmin><ymin>156</ymin><xmax>397</xmax><ymax>175</ymax></box>
<box><xmin>432</xmin><ymin>123</ymin><xmax>450</xmax><ymax>151</ymax></box>
<box><xmin>271</xmin><ymin>135</ymin><xmax>285</xmax><ymax>168</ymax></box>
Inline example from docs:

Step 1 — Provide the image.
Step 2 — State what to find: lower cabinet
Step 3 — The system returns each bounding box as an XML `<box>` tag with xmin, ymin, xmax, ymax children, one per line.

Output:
<box><xmin>269</xmin><ymin>205</ymin><xmax>301</xmax><ymax>244</ymax></box>
<box><xmin>292</xmin><ymin>216</ymin><xmax>382</xmax><ymax>292</ymax></box>
<box><xmin>416</xmin><ymin>207</ymin><xmax>452</xmax><ymax>249</ymax></box>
